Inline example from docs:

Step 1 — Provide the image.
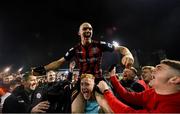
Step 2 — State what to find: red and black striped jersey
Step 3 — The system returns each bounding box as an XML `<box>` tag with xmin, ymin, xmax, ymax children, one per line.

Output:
<box><xmin>64</xmin><ymin>40</ymin><xmax>114</xmax><ymax>78</ymax></box>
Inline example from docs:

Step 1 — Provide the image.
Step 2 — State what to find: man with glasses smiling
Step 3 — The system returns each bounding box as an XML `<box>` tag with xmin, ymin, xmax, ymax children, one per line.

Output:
<box><xmin>32</xmin><ymin>22</ymin><xmax>134</xmax><ymax>112</ymax></box>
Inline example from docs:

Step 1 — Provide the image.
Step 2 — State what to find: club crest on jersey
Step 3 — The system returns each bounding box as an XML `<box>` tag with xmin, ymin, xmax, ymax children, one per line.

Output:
<box><xmin>36</xmin><ymin>93</ymin><xmax>42</xmax><ymax>99</ymax></box>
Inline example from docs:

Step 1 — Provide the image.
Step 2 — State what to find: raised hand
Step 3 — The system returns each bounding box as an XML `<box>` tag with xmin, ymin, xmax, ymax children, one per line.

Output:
<box><xmin>97</xmin><ymin>81</ymin><xmax>110</xmax><ymax>94</ymax></box>
<box><xmin>121</xmin><ymin>54</ymin><xmax>134</xmax><ymax>68</ymax></box>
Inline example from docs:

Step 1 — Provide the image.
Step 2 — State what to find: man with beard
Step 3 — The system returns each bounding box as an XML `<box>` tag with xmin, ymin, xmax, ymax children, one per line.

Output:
<box><xmin>97</xmin><ymin>59</ymin><xmax>180</xmax><ymax>113</ymax></box>
<box><xmin>32</xmin><ymin>22</ymin><xmax>134</xmax><ymax>112</ymax></box>
<box><xmin>0</xmin><ymin>75</ymin><xmax>12</xmax><ymax>107</ymax></box>
<box><xmin>120</xmin><ymin>67</ymin><xmax>144</xmax><ymax>92</ymax></box>
<box><xmin>2</xmin><ymin>73</ymin><xmax>50</xmax><ymax>113</ymax></box>
<box><xmin>1</xmin><ymin>74</ymin><xmax>14</xmax><ymax>94</ymax></box>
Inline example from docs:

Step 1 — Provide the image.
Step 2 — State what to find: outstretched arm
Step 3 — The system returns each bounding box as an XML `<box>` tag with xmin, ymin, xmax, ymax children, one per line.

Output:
<box><xmin>33</xmin><ymin>45</ymin><xmax>75</xmax><ymax>76</ymax></box>
<box><xmin>32</xmin><ymin>57</ymin><xmax>66</xmax><ymax>76</ymax></box>
<box><xmin>44</xmin><ymin>57</ymin><xmax>66</xmax><ymax>71</ymax></box>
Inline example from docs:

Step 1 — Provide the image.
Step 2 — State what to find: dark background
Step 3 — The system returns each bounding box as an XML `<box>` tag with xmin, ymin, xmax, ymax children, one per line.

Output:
<box><xmin>0</xmin><ymin>0</ymin><xmax>179</xmax><ymax>72</ymax></box>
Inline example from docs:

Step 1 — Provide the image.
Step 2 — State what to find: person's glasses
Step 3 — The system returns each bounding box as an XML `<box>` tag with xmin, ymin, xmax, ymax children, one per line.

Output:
<box><xmin>83</xmin><ymin>27</ymin><xmax>92</xmax><ymax>31</ymax></box>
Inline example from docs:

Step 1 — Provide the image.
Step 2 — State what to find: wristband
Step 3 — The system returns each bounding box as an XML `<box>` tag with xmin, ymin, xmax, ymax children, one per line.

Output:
<box><xmin>103</xmin><ymin>89</ymin><xmax>109</xmax><ymax>94</ymax></box>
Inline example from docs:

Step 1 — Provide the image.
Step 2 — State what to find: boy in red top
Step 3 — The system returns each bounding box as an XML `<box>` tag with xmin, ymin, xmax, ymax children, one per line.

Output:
<box><xmin>98</xmin><ymin>59</ymin><xmax>180</xmax><ymax>113</ymax></box>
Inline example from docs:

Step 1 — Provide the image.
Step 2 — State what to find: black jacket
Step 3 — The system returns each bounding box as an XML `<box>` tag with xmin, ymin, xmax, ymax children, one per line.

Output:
<box><xmin>118</xmin><ymin>79</ymin><xmax>144</xmax><ymax>110</ymax></box>
<box><xmin>31</xmin><ymin>80</ymin><xmax>71</xmax><ymax>113</ymax></box>
<box><xmin>2</xmin><ymin>85</ymin><xmax>33</xmax><ymax>113</ymax></box>
<box><xmin>120</xmin><ymin>79</ymin><xmax>145</xmax><ymax>92</ymax></box>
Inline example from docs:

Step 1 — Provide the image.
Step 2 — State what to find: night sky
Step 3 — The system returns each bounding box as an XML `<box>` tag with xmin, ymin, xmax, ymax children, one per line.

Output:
<box><xmin>0</xmin><ymin>0</ymin><xmax>179</xmax><ymax>72</ymax></box>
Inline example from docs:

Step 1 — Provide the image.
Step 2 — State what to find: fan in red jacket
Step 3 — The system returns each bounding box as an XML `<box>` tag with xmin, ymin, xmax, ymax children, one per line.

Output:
<box><xmin>97</xmin><ymin>59</ymin><xmax>180</xmax><ymax>113</ymax></box>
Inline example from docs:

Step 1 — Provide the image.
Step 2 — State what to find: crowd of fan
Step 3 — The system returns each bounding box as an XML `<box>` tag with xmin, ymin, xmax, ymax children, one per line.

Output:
<box><xmin>1</xmin><ymin>59</ymin><xmax>180</xmax><ymax>113</ymax></box>
<box><xmin>0</xmin><ymin>69</ymin><xmax>72</xmax><ymax>112</ymax></box>
<box><xmin>0</xmin><ymin>22</ymin><xmax>180</xmax><ymax>113</ymax></box>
